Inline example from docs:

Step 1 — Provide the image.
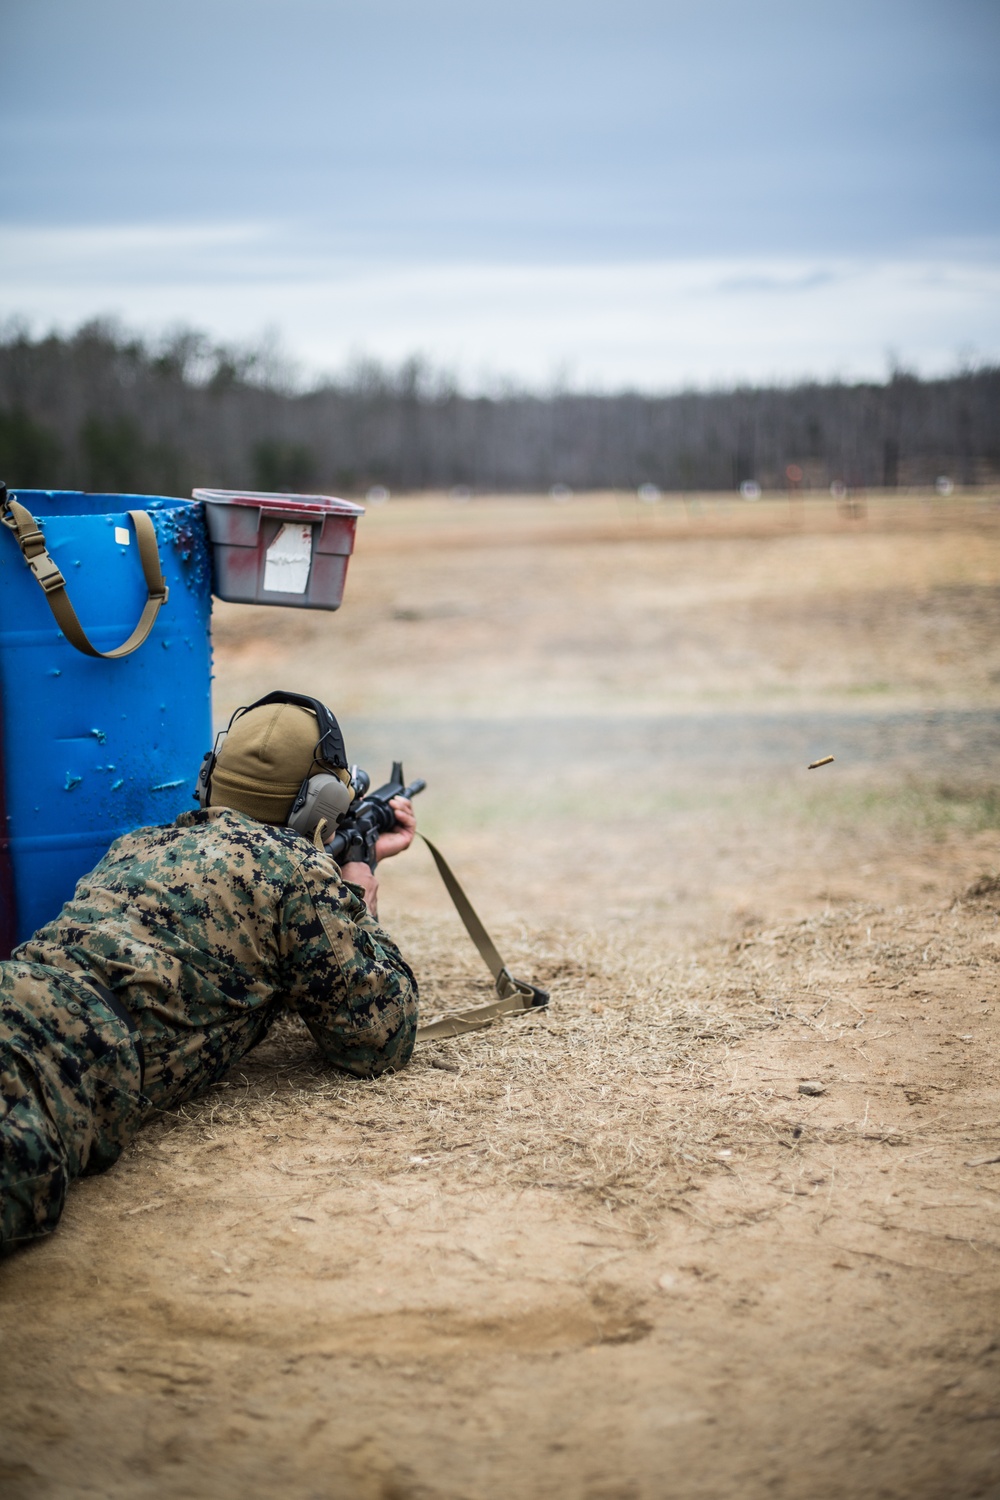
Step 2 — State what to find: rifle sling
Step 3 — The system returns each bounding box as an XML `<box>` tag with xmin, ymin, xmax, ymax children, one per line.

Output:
<box><xmin>1</xmin><ymin>496</ymin><xmax>168</xmax><ymax>659</ymax></box>
<box><xmin>414</xmin><ymin>833</ymin><xmax>548</xmax><ymax>1041</ymax></box>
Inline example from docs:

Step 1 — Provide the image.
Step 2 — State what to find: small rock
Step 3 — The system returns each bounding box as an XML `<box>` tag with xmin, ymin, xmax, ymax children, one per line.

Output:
<box><xmin>657</xmin><ymin>1273</ymin><xmax>678</xmax><ymax>1291</ymax></box>
<box><xmin>798</xmin><ymin>1081</ymin><xmax>826</xmax><ymax>1096</ymax></box>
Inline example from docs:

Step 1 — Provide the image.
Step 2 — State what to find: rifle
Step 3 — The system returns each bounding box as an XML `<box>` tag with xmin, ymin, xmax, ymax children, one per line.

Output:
<box><xmin>326</xmin><ymin>760</ymin><xmax>426</xmax><ymax>871</ymax></box>
<box><xmin>325</xmin><ymin>760</ymin><xmax>548</xmax><ymax>1041</ymax></box>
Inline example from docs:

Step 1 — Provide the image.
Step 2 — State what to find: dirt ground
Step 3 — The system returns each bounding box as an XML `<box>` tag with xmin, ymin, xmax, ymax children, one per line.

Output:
<box><xmin>2</xmin><ymin>490</ymin><xmax>999</xmax><ymax>1500</ymax></box>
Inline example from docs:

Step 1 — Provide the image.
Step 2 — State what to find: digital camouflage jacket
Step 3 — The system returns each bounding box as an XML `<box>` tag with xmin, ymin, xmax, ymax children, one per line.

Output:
<box><xmin>16</xmin><ymin>807</ymin><xmax>419</xmax><ymax>1110</ymax></box>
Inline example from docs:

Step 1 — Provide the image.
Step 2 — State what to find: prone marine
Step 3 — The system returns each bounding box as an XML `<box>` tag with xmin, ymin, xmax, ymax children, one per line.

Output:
<box><xmin>0</xmin><ymin>691</ymin><xmax>419</xmax><ymax>1253</ymax></box>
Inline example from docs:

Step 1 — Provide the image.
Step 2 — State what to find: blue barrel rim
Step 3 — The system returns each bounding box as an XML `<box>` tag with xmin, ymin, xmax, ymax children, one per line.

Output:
<box><xmin>8</xmin><ymin>489</ymin><xmax>198</xmax><ymax>519</ymax></box>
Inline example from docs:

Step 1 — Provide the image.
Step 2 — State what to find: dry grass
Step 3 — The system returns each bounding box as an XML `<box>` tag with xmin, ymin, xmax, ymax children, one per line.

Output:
<box><xmin>6</xmin><ymin>498</ymin><xmax>1000</xmax><ymax>1500</ymax></box>
<box><xmin>148</xmin><ymin>916</ymin><xmax>772</xmax><ymax>1223</ymax></box>
<box><xmin>148</xmin><ymin>883</ymin><xmax>995</xmax><ymax>1230</ymax></box>
<box><xmin>354</xmin><ymin>490</ymin><xmax>1000</xmax><ymax>554</ymax></box>
<box><xmin>211</xmin><ymin>489</ymin><xmax>1000</xmax><ymax>721</ymax></box>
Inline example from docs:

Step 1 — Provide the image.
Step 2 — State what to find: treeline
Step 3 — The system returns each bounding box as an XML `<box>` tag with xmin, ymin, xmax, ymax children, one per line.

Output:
<box><xmin>1</xmin><ymin>320</ymin><xmax>998</xmax><ymax>496</ymax></box>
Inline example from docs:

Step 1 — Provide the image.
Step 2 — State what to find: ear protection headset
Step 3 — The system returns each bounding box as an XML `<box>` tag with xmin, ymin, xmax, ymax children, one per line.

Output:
<box><xmin>194</xmin><ymin>690</ymin><xmax>355</xmax><ymax>842</ymax></box>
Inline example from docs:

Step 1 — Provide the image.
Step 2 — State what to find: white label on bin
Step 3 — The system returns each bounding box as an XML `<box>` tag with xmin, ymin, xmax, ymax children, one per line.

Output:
<box><xmin>264</xmin><ymin>523</ymin><xmax>313</xmax><ymax>594</ymax></box>
<box><xmin>115</xmin><ymin>526</ymin><xmax>130</xmax><ymax>545</ymax></box>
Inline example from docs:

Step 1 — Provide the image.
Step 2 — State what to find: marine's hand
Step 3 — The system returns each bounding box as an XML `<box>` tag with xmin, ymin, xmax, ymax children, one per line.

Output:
<box><xmin>340</xmin><ymin>861</ymin><xmax>379</xmax><ymax>919</ymax></box>
<box><xmin>375</xmin><ymin>796</ymin><xmax>417</xmax><ymax>862</ymax></box>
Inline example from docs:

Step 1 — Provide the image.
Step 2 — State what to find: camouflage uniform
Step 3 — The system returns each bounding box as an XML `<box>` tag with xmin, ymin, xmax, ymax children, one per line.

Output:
<box><xmin>0</xmin><ymin>808</ymin><xmax>418</xmax><ymax>1252</ymax></box>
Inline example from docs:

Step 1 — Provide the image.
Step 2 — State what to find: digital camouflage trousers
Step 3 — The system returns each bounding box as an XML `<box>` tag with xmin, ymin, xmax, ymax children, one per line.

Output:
<box><xmin>0</xmin><ymin>962</ymin><xmax>143</xmax><ymax>1253</ymax></box>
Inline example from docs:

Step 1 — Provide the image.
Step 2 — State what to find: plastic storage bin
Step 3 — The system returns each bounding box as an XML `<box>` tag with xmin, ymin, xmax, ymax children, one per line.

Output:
<box><xmin>194</xmin><ymin>490</ymin><xmax>364</xmax><ymax>609</ymax></box>
<box><xmin>0</xmin><ymin>489</ymin><xmax>212</xmax><ymax>952</ymax></box>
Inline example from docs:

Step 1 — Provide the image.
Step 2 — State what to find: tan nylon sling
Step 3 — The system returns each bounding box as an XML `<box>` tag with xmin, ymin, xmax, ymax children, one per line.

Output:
<box><xmin>1</xmin><ymin>494</ymin><xmax>169</xmax><ymax>659</ymax></box>
<box><xmin>415</xmin><ymin>833</ymin><xmax>549</xmax><ymax>1041</ymax></box>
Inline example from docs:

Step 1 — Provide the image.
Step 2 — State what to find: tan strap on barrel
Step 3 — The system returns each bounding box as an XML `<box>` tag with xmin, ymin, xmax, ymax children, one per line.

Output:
<box><xmin>415</xmin><ymin>833</ymin><xmax>548</xmax><ymax>1041</ymax></box>
<box><xmin>1</xmin><ymin>495</ymin><xmax>168</xmax><ymax>659</ymax></box>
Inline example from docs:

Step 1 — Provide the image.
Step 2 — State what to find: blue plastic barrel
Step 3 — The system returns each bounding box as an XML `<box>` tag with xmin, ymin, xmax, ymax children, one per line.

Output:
<box><xmin>0</xmin><ymin>491</ymin><xmax>212</xmax><ymax>952</ymax></box>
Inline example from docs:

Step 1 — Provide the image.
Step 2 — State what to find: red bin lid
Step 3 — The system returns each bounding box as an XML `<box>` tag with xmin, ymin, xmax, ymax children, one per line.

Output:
<box><xmin>193</xmin><ymin>488</ymin><xmax>364</xmax><ymax>517</ymax></box>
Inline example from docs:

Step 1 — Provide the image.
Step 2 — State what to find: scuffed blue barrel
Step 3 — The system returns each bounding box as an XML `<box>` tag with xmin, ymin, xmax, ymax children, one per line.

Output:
<box><xmin>0</xmin><ymin>490</ymin><xmax>212</xmax><ymax>952</ymax></box>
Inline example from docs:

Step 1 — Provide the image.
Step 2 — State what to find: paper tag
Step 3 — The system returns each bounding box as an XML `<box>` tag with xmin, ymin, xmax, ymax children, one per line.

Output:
<box><xmin>264</xmin><ymin>523</ymin><xmax>313</xmax><ymax>594</ymax></box>
<box><xmin>114</xmin><ymin>526</ymin><xmax>130</xmax><ymax>545</ymax></box>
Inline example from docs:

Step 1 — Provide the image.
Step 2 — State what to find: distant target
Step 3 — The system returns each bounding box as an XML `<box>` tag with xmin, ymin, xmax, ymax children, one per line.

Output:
<box><xmin>739</xmin><ymin>480</ymin><xmax>761</xmax><ymax>501</ymax></box>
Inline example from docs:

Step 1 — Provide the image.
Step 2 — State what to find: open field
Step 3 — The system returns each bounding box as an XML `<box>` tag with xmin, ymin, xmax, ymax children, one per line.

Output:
<box><xmin>2</xmin><ymin>490</ymin><xmax>999</xmax><ymax>1499</ymax></box>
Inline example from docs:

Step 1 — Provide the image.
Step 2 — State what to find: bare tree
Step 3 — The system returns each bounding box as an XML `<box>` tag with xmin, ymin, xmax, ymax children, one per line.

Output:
<box><xmin>1</xmin><ymin>322</ymin><xmax>997</xmax><ymax>495</ymax></box>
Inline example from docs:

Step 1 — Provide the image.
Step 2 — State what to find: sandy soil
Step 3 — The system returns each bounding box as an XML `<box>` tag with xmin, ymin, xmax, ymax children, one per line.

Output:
<box><xmin>1</xmin><ymin>491</ymin><xmax>999</xmax><ymax>1499</ymax></box>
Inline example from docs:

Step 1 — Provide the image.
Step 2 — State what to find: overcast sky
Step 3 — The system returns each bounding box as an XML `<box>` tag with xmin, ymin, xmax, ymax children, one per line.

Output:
<box><xmin>2</xmin><ymin>0</ymin><xmax>998</xmax><ymax>389</ymax></box>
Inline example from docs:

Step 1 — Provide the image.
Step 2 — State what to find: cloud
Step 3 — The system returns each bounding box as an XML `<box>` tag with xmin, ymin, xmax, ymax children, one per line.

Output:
<box><xmin>2</xmin><ymin>223</ymin><xmax>998</xmax><ymax>390</ymax></box>
<box><xmin>716</xmin><ymin>271</ymin><xmax>840</xmax><ymax>296</ymax></box>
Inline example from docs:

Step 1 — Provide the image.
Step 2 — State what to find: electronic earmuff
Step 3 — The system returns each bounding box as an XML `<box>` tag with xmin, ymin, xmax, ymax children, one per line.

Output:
<box><xmin>194</xmin><ymin>691</ymin><xmax>355</xmax><ymax>843</ymax></box>
<box><xmin>285</xmin><ymin>771</ymin><xmax>354</xmax><ymax>843</ymax></box>
<box><xmin>193</xmin><ymin>745</ymin><xmax>218</xmax><ymax>809</ymax></box>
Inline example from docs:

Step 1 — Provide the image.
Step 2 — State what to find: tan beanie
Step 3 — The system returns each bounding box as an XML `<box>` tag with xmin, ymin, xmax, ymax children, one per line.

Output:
<box><xmin>209</xmin><ymin>702</ymin><xmax>325</xmax><ymax>823</ymax></box>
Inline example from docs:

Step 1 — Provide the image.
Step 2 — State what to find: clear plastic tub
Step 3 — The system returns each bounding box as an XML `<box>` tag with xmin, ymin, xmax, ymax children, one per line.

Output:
<box><xmin>193</xmin><ymin>489</ymin><xmax>364</xmax><ymax>609</ymax></box>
